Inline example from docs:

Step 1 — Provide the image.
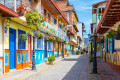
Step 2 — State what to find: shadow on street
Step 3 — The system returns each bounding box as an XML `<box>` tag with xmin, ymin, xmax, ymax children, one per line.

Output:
<box><xmin>62</xmin><ymin>55</ymin><xmax>89</xmax><ymax>80</ymax></box>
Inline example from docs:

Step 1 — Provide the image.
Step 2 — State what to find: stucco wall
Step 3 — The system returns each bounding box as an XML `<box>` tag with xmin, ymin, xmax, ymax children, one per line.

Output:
<box><xmin>0</xmin><ymin>19</ymin><xmax>2</xmax><ymax>57</ymax></box>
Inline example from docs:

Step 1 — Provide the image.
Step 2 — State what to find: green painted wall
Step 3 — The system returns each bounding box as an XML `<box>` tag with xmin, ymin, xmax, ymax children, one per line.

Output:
<box><xmin>92</xmin><ymin>14</ymin><xmax>96</xmax><ymax>24</ymax></box>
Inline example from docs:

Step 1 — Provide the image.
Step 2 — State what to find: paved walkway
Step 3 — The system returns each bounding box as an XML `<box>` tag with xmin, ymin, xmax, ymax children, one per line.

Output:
<box><xmin>18</xmin><ymin>55</ymin><xmax>89</xmax><ymax>80</ymax></box>
<box><xmin>97</xmin><ymin>58</ymin><xmax>120</xmax><ymax>80</ymax></box>
<box><xmin>0</xmin><ymin>57</ymin><xmax>63</xmax><ymax>80</ymax></box>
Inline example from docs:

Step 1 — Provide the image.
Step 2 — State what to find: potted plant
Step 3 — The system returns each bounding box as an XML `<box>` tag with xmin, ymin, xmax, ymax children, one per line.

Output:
<box><xmin>113</xmin><ymin>27</ymin><xmax>120</xmax><ymax>40</ymax></box>
<box><xmin>67</xmin><ymin>52</ymin><xmax>70</xmax><ymax>57</ymax></box>
<box><xmin>48</xmin><ymin>56</ymin><xmax>55</xmax><ymax>65</ymax></box>
<box><xmin>38</xmin><ymin>32</ymin><xmax>44</xmax><ymax>39</ymax></box>
<box><xmin>75</xmin><ymin>51</ymin><xmax>79</xmax><ymax>55</ymax></box>
<box><xmin>19</xmin><ymin>34</ymin><xmax>27</xmax><ymax>42</ymax></box>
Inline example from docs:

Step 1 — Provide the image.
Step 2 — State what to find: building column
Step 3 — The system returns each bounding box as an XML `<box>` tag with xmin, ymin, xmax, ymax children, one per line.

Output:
<box><xmin>101</xmin><ymin>8</ymin><xmax>102</xmax><ymax>19</ymax></box>
<box><xmin>62</xmin><ymin>42</ymin><xmax>64</xmax><ymax>58</ymax></box>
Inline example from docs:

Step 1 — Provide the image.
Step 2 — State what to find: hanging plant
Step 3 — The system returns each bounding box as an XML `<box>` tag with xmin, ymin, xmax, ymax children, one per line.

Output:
<box><xmin>39</xmin><ymin>15</ymin><xmax>45</xmax><ymax>23</ymax></box>
<box><xmin>113</xmin><ymin>27</ymin><xmax>120</xmax><ymax>40</ymax></box>
<box><xmin>65</xmin><ymin>41</ymin><xmax>68</xmax><ymax>44</ymax></box>
<box><xmin>16</xmin><ymin>4</ymin><xmax>27</xmax><ymax>16</ymax></box>
<box><xmin>19</xmin><ymin>34</ymin><xmax>28</xmax><ymax>42</ymax></box>
<box><xmin>49</xmin><ymin>36</ymin><xmax>56</xmax><ymax>41</ymax></box>
<box><xmin>56</xmin><ymin>37</ymin><xmax>61</xmax><ymax>42</ymax></box>
<box><xmin>25</xmin><ymin>10</ymin><xmax>42</xmax><ymax>31</ymax></box>
<box><xmin>106</xmin><ymin>30</ymin><xmax>117</xmax><ymax>39</ymax></box>
<box><xmin>69</xmin><ymin>41</ymin><xmax>74</xmax><ymax>46</ymax></box>
<box><xmin>38</xmin><ymin>32</ymin><xmax>44</xmax><ymax>39</ymax></box>
<box><xmin>45</xmin><ymin>36</ymin><xmax>50</xmax><ymax>41</ymax></box>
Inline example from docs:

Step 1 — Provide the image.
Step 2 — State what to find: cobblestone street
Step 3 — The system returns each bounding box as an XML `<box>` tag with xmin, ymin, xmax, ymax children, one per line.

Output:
<box><xmin>19</xmin><ymin>55</ymin><xmax>89</xmax><ymax>80</ymax></box>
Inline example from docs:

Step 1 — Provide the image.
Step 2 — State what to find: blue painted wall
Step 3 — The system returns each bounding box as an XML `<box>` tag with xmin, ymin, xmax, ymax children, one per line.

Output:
<box><xmin>35</xmin><ymin>50</ymin><xmax>45</xmax><ymax>65</ymax></box>
<box><xmin>69</xmin><ymin>50</ymin><xmax>72</xmax><ymax>54</ymax></box>
<box><xmin>54</xmin><ymin>51</ymin><xmax>57</xmax><ymax>57</ymax></box>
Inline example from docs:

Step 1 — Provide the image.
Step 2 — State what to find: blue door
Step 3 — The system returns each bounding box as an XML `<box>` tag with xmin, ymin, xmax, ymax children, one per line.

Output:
<box><xmin>9</xmin><ymin>28</ymin><xmax>16</xmax><ymax>69</ymax></box>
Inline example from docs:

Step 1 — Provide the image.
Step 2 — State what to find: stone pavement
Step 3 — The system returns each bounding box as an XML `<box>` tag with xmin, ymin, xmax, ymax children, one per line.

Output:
<box><xmin>97</xmin><ymin>58</ymin><xmax>120</xmax><ymax>80</ymax></box>
<box><xmin>0</xmin><ymin>57</ymin><xmax>63</xmax><ymax>80</ymax></box>
<box><xmin>90</xmin><ymin>57</ymin><xmax>120</xmax><ymax>80</ymax></box>
<box><xmin>19</xmin><ymin>55</ymin><xmax>90</xmax><ymax>80</ymax></box>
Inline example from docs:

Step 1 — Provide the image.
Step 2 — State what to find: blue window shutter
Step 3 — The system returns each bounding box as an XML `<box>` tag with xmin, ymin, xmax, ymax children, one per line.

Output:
<box><xmin>54</xmin><ymin>19</ymin><xmax>56</xmax><ymax>24</ymax></box>
<box><xmin>50</xmin><ymin>41</ymin><xmax>52</xmax><ymax>51</ymax></box>
<box><xmin>105</xmin><ymin>38</ymin><xmax>108</xmax><ymax>53</ymax></box>
<box><xmin>41</xmin><ymin>38</ymin><xmax>43</xmax><ymax>50</ymax></box>
<box><xmin>109</xmin><ymin>38</ymin><xmax>114</xmax><ymax>53</ymax></box>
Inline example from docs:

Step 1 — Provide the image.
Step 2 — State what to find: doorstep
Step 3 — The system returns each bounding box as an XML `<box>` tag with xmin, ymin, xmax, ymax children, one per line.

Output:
<box><xmin>0</xmin><ymin>56</ymin><xmax>63</xmax><ymax>80</ymax></box>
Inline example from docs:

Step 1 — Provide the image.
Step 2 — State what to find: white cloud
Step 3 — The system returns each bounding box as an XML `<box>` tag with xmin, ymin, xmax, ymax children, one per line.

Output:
<box><xmin>84</xmin><ymin>19</ymin><xmax>92</xmax><ymax>26</ymax></box>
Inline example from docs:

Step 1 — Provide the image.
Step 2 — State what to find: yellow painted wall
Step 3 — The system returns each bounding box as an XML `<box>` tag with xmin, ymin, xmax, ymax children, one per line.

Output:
<box><xmin>73</xmin><ymin>13</ymin><xmax>78</xmax><ymax>24</ymax></box>
<box><xmin>55</xmin><ymin>41</ymin><xmax>58</xmax><ymax>51</ymax></box>
<box><xmin>4</xmin><ymin>19</ymin><xmax>33</xmax><ymax>50</ymax></box>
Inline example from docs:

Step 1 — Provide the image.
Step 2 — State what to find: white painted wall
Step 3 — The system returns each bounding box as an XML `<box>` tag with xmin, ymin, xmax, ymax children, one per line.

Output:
<box><xmin>77</xmin><ymin>23</ymin><xmax>83</xmax><ymax>39</ymax></box>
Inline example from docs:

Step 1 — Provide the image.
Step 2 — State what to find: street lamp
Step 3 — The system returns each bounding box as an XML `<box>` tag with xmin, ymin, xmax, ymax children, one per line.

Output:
<box><xmin>88</xmin><ymin>34</ymin><xmax>93</xmax><ymax>56</ymax></box>
<box><xmin>32</xmin><ymin>30</ymin><xmax>38</xmax><ymax>71</ymax></box>
<box><xmin>92</xmin><ymin>28</ymin><xmax>97</xmax><ymax>73</ymax></box>
<box><xmin>62</xmin><ymin>41</ymin><xmax>65</xmax><ymax>58</ymax></box>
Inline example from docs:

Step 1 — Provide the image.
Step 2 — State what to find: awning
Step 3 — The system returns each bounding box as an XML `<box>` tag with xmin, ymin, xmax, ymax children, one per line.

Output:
<box><xmin>0</xmin><ymin>3</ymin><xmax>18</xmax><ymax>17</ymax></box>
<box><xmin>96</xmin><ymin>0</ymin><xmax>116</xmax><ymax>33</ymax></box>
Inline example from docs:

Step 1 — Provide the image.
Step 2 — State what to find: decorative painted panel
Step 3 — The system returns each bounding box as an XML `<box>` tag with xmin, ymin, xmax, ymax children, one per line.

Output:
<box><xmin>21</xmin><ymin>53</ymin><xmax>24</xmax><ymax>63</ymax></box>
<box><xmin>41</xmin><ymin>22</ymin><xmax>66</xmax><ymax>41</ymax></box>
<box><xmin>25</xmin><ymin>53</ymin><xmax>27</xmax><ymax>63</ymax></box>
<box><xmin>114</xmin><ymin>55</ymin><xmax>116</xmax><ymax>62</ymax></box>
<box><xmin>109</xmin><ymin>38</ymin><xmax>114</xmax><ymax>53</ymax></box>
<box><xmin>5</xmin><ymin>53</ymin><xmax>8</xmax><ymax>65</ymax></box>
<box><xmin>31</xmin><ymin>53</ymin><xmax>33</xmax><ymax>62</ymax></box>
<box><xmin>17</xmin><ymin>53</ymin><xmax>20</xmax><ymax>64</ymax></box>
<box><xmin>0</xmin><ymin>59</ymin><xmax>3</xmax><ymax>74</ymax></box>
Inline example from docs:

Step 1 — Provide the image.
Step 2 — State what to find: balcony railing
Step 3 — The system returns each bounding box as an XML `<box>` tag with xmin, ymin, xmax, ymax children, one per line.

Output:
<box><xmin>41</xmin><ymin>12</ymin><xmax>58</xmax><ymax>30</ymax></box>
<box><xmin>58</xmin><ymin>27</ymin><xmax>66</xmax><ymax>41</ymax></box>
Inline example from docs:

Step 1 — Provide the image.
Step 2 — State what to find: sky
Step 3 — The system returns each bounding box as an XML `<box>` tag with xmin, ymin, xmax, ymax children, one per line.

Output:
<box><xmin>69</xmin><ymin>0</ymin><xmax>104</xmax><ymax>38</ymax></box>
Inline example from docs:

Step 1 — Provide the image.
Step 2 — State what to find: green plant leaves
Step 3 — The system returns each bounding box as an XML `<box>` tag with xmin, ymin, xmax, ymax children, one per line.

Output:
<box><xmin>19</xmin><ymin>34</ymin><xmax>27</xmax><ymax>42</ymax></box>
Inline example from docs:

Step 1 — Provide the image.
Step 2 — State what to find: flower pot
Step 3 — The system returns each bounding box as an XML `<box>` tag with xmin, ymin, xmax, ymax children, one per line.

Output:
<box><xmin>113</xmin><ymin>34</ymin><xmax>120</xmax><ymax>40</ymax></box>
<box><xmin>49</xmin><ymin>61</ymin><xmax>54</xmax><ymax>65</ymax></box>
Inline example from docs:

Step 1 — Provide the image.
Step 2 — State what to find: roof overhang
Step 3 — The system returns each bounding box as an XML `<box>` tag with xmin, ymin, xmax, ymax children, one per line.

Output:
<box><xmin>96</xmin><ymin>0</ymin><xmax>116</xmax><ymax>33</ymax></box>
<box><xmin>0</xmin><ymin>3</ymin><xmax>18</xmax><ymax>17</ymax></box>
<box><xmin>73</xmin><ymin>24</ymin><xmax>79</xmax><ymax>32</ymax></box>
<box><xmin>41</xmin><ymin>0</ymin><xmax>70</xmax><ymax>25</ymax></box>
<box><xmin>67</xmin><ymin>29</ymin><xmax>75</xmax><ymax>36</ymax></box>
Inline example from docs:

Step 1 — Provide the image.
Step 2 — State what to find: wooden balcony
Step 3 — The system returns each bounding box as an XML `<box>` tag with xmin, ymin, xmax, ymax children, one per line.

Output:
<box><xmin>67</xmin><ymin>27</ymin><xmax>75</xmax><ymax>36</ymax></box>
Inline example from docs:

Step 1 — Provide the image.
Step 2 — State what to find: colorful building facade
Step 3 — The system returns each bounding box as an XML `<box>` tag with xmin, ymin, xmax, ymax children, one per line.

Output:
<box><xmin>0</xmin><ymin>0</ymin><xmax>70</xmax><ymax>74</ymax></box>
<box><xmin>54</xmin><ymin>0</ymin><xmax>79</xmax><ymax>54</ymax></box>
<box><xmin>92</xmin><ymin>0</ymin><xmax>120</xmax><ymax>74</ymax></box>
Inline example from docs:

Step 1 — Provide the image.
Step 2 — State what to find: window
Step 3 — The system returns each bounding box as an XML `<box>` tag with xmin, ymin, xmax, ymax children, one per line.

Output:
<box><xmin>4</xmin><ymin>0</ymin><xmax>14</xmax><ymax>10</ymax></box>
<box><xmin>48</xmin><ymin>41</ymin><xmax>52</xmax><ymax>51</ymax></box>
<box><xmin>16</xmin><ymin>0</ymin><xmax>21</xmax><ymax>7</ymax></box>
<box><xmin>18</xmin><ymin>30</ymin><xmax>26</xmax><ymax>49</ymax></box>
<box><xmin>48</xmin><ymin>13</ymin><xmax>51</xmax><ymax>23</ymax></box>
<box><xmin>54</xmin><ymin>19</ymin><xmax>57</xmax><ymax>24</ymax></box>
<box><xmin>37</xmin><ymin>38</ymin><xmax>43</xmax><ymax>50</ymax></box>
<box><xmin>67</xmin><ymin>13</ymin><xmax>69</xmax><ymax>21</ymax></box>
